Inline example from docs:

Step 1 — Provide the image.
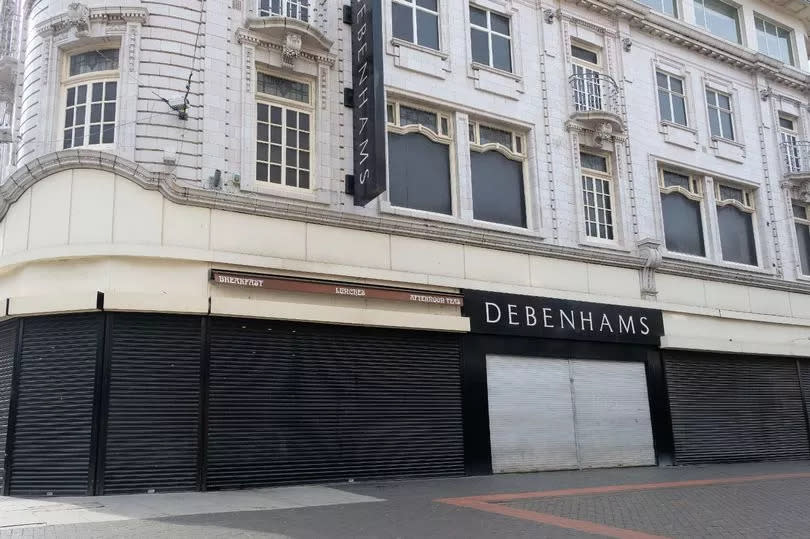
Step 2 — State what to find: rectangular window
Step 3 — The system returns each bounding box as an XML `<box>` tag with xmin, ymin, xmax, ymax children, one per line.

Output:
<box><xmin>793</xmin><ymin>202</ymin><xmax>810</xmax><ymax>275</ymax></box>
<box><xmin>63</xmin><ymin>49</ymin><xmax>119</xmax><ymax>149</ymax></box>
<box><xmin>755</xmin><ymin>16</ymin><xmax>793</xmax><ymax>65</ymax></box>
<box><xmin>256</xmin><ymin>73</ymin><xmax>312</xmax><ymax>189</ymax></box>
<box><xmin>470</xmin><ymin>6</ymin><xmax>512</xmax><ymax>72</ymax></box>
<box><xmin>715</xmin><ymin>183</ymin><xmax>757</xmax><ymax>266</ymax></box>
<box><xmin>636</xmin><ymin>0</ymin><xmax>677</xmax><ymax>16</ymax></box>
<box><xmin>259</xmin><ymin>0</ymin><xmax>310</xmax><ymax>22</ymax></box>
<box><xmin>659</xmin><ymin>171</ymin><xmax>705</xmax><ymax>257</ymax></box>
<box><xmin>694</xmin><ymin>0</ymin><xmax>741</xmax><ymax>43</ymax></box>
<box><xmin>387</xmin><ymin>101</ymin><xmax>452</xmax><ymax>214</ymax></box>
<box><xmin>571</xmin><ymin>44</ymin><xmax>603</xmax><ymax>112</ymax></box>
<box><xmin>656</xmin><ymin>72</ymin><xmax>687</xmax><ymax>126</ymax></box>
<box><xmin>469</xmin><ymin>122</ymin><xmax>526</xmax><ymax>227</ymax></box>
<box><xmin>580</xmin><ymin>152</ymin><xmax>614</xmax><ymax>241</ymax></box>
<box><xmin>706</xmin><ymin>88</ymin><xmax>734</xmax><ymax>140</ymax></box>
<box><xmin>392</xmin><ymin>0</ymin><xmax>439</xmax><ymax>50</ymax></box>
<box><xmin>779</xmin><ymin>115</ymin><xmax>801</xmax><ymax>173</ymax></box>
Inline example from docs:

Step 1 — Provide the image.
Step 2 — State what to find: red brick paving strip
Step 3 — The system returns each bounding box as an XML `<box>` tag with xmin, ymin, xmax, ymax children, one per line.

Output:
<box><xmin>436</xmin><ymin>472</ymin><xmax>810</xmax><ymax>539</ymax></box>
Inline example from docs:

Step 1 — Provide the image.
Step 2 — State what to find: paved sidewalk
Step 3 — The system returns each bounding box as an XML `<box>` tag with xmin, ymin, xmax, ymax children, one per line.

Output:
<box><xmin>1</xmin><ymin>461</ymin><xmax>809</xmax><ymax>538</ymax></box>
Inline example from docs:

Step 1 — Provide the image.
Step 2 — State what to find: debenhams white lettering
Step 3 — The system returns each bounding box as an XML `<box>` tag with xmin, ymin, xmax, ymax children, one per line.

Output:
<box><xmin>482</xmin><ymin>302</ymin><xmax>652</xmax><ymax>336</ymax></box>
<box><xmin>336</xmin><ymin>287</ymin><xmax>366</xmax><ymax>297</ymax></box>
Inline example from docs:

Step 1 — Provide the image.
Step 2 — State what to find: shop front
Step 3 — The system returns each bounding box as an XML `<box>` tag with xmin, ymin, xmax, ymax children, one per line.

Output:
<box><xmin>0</xmin><ymin>273</ymin><xmax>467</xmax><ymax>496</ymax></box>
<box><xmin>461</xmin><ymin>290</ymin><xmax>673</xmax><ymax>474</ymax></box>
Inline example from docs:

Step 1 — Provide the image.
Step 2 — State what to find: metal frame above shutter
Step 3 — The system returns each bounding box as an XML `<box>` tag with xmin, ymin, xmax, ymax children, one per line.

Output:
<box><xmin>0</xmin><ymin>320</ymin><xmax>17</xmax><ymax>492</ymax></box>
<box><xmin>99</xmin><ymin>314</ymin><xmax>202</xmax><ymax>494</ymax></box>
<box><xmin>206</xmin><ymin>318</ymin><xmax>463</xmax><ymax>489</ymax></box>
<box><xmin>9</xmin><ymin>314</ymin><xmax>101</xmax><ymax>496</ymax></box>
<box><xmin>666</xmin><ymin>352</ymin><xmax>810</xmax><ymax>464</ymax></box>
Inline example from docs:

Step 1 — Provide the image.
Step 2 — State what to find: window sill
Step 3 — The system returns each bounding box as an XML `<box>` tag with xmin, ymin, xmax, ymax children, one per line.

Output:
<box><xmin>664</xmin><ymin>251</ymin><xmax>773</xmax><ymax>276</ymax></box>
<box><xmin>244</xmin><ymin>182</ymin><xmax>330</xmax><ymax>205</ymax></box>
<box><xmin>659</xmin><ymin>121</ymin><xmax>698</xmax><ymax>150</ymax></box>
<box><xmin>471</xmin><ymin>62</ymin><xmax>521</xmax><ymax>82</ymax></box>
<box><xmin>470</xmin><ymin>218</ymin><xmax>542</xmax><ymax>238</ymax></box>
<box><xmin>380</xmin><ymin>200</ymin><xmax>458</xmax><ymax>224</ymax></box>
<box><xmin>388</xmin><ymin>39</ymin><xmax>449</xmax><ymax>79</ymax></box>
<box><xmin>710</xmin><ymin>136</ymin><xmax>746</xmax><ymax>163</ymax></box>
<box><xmin>380</xmin><ymin>201</ymin><xmax>544</xmax><ymax>239</ymax></box>
<box><xmin>390</xmin><ymin>38</ymin><xmax>448</xmax><ymax>60</ymax></box>
<box><xmin>578</xmin><ymin>238</ymin><xmax>632</xmax><ymax>254</ymax></box>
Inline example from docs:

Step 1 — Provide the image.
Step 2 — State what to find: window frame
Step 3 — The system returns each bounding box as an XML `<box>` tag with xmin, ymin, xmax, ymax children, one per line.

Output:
<box><xmin>693</xmin><ymin>0</ymin><xmax>742</xmax><ymax>44</ymax></box>
<box><xmin>792</xmin><ymin>200</ymin><xmax>810</xmax><ymax>277</ymax></box>
<box><xmin>779</xmin><ymin>113</ymin><xmax>801</xmax><ymax>173</ymax></box>
<box><xmin>579</xmin><ymin>149</ymin><xmax>617</xmax><ymax>244</ymax></box>
<box><xmin>570</xmin><ymin>42</ymin><xmax>604</xmax><ymax>114</ymax></box>
<box><xmin>391</xmin><ymin>0</ymin><xmax>441</xmax><ymax>51</ymax></box>
<box><xmin>59</xmin><ymin>48</ymin><xmax>121</xmax><ymax>151</ymax></box>
<box><xmin>384</xmin><ymin>99</ymin><xmax>456</xmax><ymax>217</ymax></box>
<box><xmin>658</xmin><ymin>169</ymin><xmax>707</xmax><ymax>259</ymax></box>
<box><xmin>254</xmin><ymin>70</ymin><xmax>316</xmax><ymax>192</ymax></box>
<box><xmin>468</xmin><ymin>120</ymin><xmax>528</xmax><ymax>229</ymax></box>
<box><xmin>656</xmin><ymin>71</ymin><xmax>688</xmax><ymax>127</ymax></box>
<box><xmin>713</xmin><ymin>181</ymin><xmax>759</xmax><ymax>267</ymax></box>
<box><xmin>754</xmin><ymin>14</ymin><xmax>794</xmax><ymax>66</ymax></box>
<box><xmin>705</xmin><ymin>87</ymin><xmax>735</xmax><ymax>141</ymax></box>
<box><xmin>469</xmin><ymin>4</ymin><xmax>513</xmax><ymax>73</ymax></box>
<box><xmin>257</xmin><ymin>0</ymin><xmax>311</xmax><ymax>21</ymax></box>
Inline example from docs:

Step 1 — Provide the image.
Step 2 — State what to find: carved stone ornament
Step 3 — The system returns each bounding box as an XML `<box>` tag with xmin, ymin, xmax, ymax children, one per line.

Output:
<box><xmin>593</xmin><ymin>122</ymin><xmax>615</xmax><ymax>146</ymax></box>
<box><xmin>66</xmin><ymin>3</ymin><xmax>90</xmax><ymax>34</ymax></box>
<box><xmin>282</xmin><ymin>32</ymin><xmax>303</xmax><ymax>68</ymax></box>
<box><xmin>637</xmin><ymin>238</ymin><xmax>663</xmax><ymax>300</ymax></box>
<box><xmin>622</xmin><ymin>37</ymin><xmax>632</xmax><ymax>52</ymax></box>
<box><xmin>784</xmin><ymin>179</ymin><xmax>810</xmax><ymax>204</ymax></box>
<box><xmin>544</xmin><ymin>9</ymin><xmax>555</xmax><ymax>24</ymax></box>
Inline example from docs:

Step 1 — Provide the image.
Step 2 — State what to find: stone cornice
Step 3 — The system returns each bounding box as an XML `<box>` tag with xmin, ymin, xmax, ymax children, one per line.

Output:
<box><xmin>237</xmin><ymin>27</ymin><xmax>335</xmax><ymax>67</ymax></box>
<box><xmin>35</xmin><ymin>5</ymin><xmax>149</xmax><ymax>37</ymax></box>
<box><xmin>6</xmin><ymin>150</ymin><xmax>810</xmax><ymax>298</ymax></box>
<box><xmin>566</xmin><ymin>0</ymin><xmax>810</xmax><ymax>92</ymax></box>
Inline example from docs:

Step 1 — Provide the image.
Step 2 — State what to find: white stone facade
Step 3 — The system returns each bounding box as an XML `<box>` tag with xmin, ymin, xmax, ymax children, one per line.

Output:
<box><xmin>1</xmin><ymin>0</ymin><xmax>810</xmax><ymax>355</ymax></box>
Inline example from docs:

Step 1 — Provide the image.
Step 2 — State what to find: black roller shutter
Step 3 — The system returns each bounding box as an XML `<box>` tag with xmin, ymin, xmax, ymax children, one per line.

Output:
<box><xmin>801</xmin><ymin>361</ymin><xmax>810</xmax><ymax>427</ymax></box>
<box><xmin>0</xmin><ymin>321</ymin><xmax>17</xmax><ymax>492</ymax></box>
<box><xmin>100</xmin><ymin>314</ymin><xmax>202</xmax><ymax>494</ymax></box>
<box><xmin>10</xmin><ymin>314</ymin><xmax>101</xmax><ymax>496</ymax></box>
<box><xmin>207</xmin><ymin>318</ymin><xmax>463</xmax><ymax>489</ymax></box>
<box><xmin>665</xmin><ymin>352</ymin><xmax>810</xmax><ymax>464</ymax></box>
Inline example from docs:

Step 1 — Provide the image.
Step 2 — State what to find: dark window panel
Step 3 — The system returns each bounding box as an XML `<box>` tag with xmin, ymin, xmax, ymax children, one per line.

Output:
<box><xmin>471</xmin><ymin>151</ymin><xmax>526</xmax><ymax>228</ymax></box>
<box><xmin>718</xmin><ymin>205</ymin><xmax>757</xmax><ymax>265</ymax></box>
<box><xmin>662</xmin><ymin>192</ymin><xmax>705</xmax><ymax>256</ymax></box>
<box><xmin>796</xmin><ymin>222</ymin><xmax>810</xmax><ymax>275</ymax></box>
<box><xmin>416</xmin><ymin>11</ymin><xmax>439</xmax><ymax>49</ymax></box>
<box><xmin>388</xmin><ymin>132</ymin><xmax>452</xmax><ymax>215</ymax></box>
<box><xmin>392</xmin><ymin>3</ymin><xmax>414</xmax><ymax>42</ymax></box>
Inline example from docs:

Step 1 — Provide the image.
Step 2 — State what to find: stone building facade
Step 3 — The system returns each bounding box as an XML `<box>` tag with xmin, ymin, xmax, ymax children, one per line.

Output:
<box><xmin>0</xmin><ymin>0</ymin><xmax>809</xmax><ymax>495</ymax></box>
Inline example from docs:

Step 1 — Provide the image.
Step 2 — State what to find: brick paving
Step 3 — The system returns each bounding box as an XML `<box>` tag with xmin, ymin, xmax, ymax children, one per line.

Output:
<box><xmin>1</xmin><ymin>462</ymin><xmax>809</xmax><ymax>538</ymax></box>
<box><xmin>505</xmin><ymin>477</ymin><xmax>810</xmax><ymax>538</ymax></box>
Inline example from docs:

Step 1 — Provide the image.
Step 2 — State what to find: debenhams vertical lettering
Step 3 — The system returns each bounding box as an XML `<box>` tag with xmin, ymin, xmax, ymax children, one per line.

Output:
<box><xmin>350</xmin><ymin>0</ymin><xmax>387</xmax><ymax>206</ymax></box>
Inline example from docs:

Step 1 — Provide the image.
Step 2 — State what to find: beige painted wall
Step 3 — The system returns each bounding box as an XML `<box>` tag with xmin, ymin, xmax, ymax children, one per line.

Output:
<box><xmin>2</xmin><ymin>169</ymin><xmax>810</xmax><ymax>354</ymax></box>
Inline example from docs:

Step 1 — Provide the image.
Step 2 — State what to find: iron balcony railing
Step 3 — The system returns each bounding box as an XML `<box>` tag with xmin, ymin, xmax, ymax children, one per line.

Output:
<box><xmin>569</xmin><ymin>72</ymin><xmax>622</xmax><ymax>116</ymax></box>
<box><xmin>780</xmin><ymin>141</ymin><xmax>810</xmax><ymax>175</ymax></box>
<box><xmin>258</xmin><ymin>0</ymin><xmax>312</xmax><ymax>23</ymax></box>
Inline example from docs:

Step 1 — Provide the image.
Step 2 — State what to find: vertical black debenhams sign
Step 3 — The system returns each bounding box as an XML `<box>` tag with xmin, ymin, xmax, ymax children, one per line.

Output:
<box><xmin>463</xmin><ymin>290</ymin><xmax>664</xmax><ymax>345</ymax></box>
<box><xmin>351</xmin><ymin>0</ymin><xmax>387</xmax><ymax>206</ymax></box>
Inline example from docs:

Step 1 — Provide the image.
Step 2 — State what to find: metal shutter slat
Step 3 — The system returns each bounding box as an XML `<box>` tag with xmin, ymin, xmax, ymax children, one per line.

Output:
<box><xmin>206</xmin><ymin>318</ymin><xmax>463</xmax><ymax>489</ymax></box>
<box><xmin>0</xmin><ymin>321</ymin><xmax>16</xmax><ymax>491</ymax></box>
<box><xmin>102</xmin><ymin>313</ymin><xmax>201</xmax><ymax>494</ymax></box>
<box><xmin>10</xmin><ymin>314</ymin><xmax>99</xmax><ymax>496</ymax></box>
<box><xmin>665</xmin><ymin>352</ymin><xmax>810</xmax><ymax>465</ymax></box>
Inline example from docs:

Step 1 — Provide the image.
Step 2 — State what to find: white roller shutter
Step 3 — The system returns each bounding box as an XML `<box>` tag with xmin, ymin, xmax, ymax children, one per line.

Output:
<box><xmin>486</xmin><ymin>355</ymin><xmax>656</xmax><ymax>473</ymax></box>
<box><xmin>487</xmin><ymin>356</ymin><xmax>578</xmax><ymax>473</ymax></box>
<box><xmin>571</xmin><ymin>360</ymin><xmax>656</xmax><ymax>468</ymax></box>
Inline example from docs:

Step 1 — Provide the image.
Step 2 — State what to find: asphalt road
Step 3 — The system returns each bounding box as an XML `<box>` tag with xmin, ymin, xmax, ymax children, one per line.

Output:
<box><xmin>2</xmin><ymin>461</ymin><xmax>810</xmax><ymax>538</ymax></box>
